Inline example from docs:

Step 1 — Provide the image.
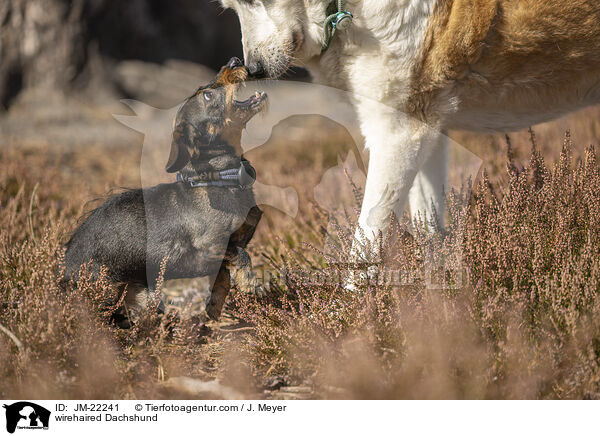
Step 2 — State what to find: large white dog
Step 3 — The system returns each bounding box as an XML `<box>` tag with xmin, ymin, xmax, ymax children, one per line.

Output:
<box><xmin>220</xmin><ymin>0</ymin><xmax>600</xmax><ymax>250</ymax></box>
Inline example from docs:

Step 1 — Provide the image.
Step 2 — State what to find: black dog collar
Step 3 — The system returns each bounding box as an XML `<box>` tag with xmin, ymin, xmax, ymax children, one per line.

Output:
<box><xmin>177</xmin><ymin>161</ymin><xmax>256</xmax><ymax>189</ymax></box>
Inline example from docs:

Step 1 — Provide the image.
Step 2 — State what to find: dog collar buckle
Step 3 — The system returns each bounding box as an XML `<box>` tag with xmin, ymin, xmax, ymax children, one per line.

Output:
<box><xmin>322</xmin><ymin>1</ymin><xmax>353</xmax><ymax>51</ymax></box>
<box><xmin>177</xmin><ymin>161</ymin><xmax>256</xmax><ymax>189</ymax></box>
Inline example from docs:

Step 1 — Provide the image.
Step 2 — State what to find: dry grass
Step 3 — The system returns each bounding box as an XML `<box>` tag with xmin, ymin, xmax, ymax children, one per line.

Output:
<box><xmin>2</xmin><ymin>107</ymin><xmax>600</xmax><ymax>399</ymax></box>
<box><xmin>0</xmin><ymin>146</ymin><xmax>222</xmax><ymax>399</ymax></box>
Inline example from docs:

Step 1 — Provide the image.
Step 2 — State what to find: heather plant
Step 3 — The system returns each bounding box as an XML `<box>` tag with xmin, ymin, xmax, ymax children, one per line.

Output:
<box><xmin>231</xmin><ymin>134</ymin><xmax>600</xmax><ymax>399</ymax></box>
<box><xmin>0</xmin><ymin>147</ymin><xmax>216</xmax><ymax>399</ymax></box>
<box><xmin>2</xmin><ymin>127</ymin><xmax>600</xmax><ymax>399</ymax></box>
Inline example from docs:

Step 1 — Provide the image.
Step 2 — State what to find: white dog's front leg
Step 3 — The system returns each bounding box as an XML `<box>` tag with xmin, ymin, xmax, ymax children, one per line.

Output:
<box><xmin>352</xmin><ymin>115</ymin><xmax>439</xmax><ymax>261</ymax></box>
<box><xmin>408</xmin><ymin>132</ymin><xmax>448</xmax><ymax>230</ymax></box>
<box><xmin>345</xmin><ymin>116</ymin><xmax>438</xmax><ymax>290</ymax></box>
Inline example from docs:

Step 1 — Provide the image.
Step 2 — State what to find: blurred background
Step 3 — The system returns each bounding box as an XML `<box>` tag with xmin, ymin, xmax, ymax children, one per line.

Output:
<box><xmin>2</xmin><ymin>0</ymin><xmax>599</xmax><ymax>156</ymax></box>
<box><xmin>0</xmin><ymin>0</ymin><xmax>311</xmax><ymax>148</ymax></box>
<box><xmin>0</xmin><ymin>0</ymin><xmax>251</xmax><ymax>104</ymax></box>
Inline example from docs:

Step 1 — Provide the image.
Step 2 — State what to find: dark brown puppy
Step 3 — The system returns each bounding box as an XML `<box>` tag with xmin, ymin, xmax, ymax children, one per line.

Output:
<box><xmin>61</xmin><ymin>58</ymin><xmax>266</xmax><ymax>325</ymax></box>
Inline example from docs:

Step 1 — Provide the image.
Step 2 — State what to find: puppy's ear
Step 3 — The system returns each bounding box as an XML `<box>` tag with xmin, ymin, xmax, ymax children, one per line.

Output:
<box><xmin>166</xmin><ymin>122</ymin><xmax>194</xmax><ymax>173</ymax></box>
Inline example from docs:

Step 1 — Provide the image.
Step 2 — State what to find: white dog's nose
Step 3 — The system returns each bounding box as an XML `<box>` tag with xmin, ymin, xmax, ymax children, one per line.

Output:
<box><xmin>247</xmin><ymin>60</ymin><xmax>265</xmax><ymax>78</ymax></box>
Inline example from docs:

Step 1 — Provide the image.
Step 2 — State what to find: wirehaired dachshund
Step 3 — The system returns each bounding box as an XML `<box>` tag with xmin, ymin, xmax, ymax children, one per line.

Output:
<box><xmin>61</xmin><ymin>58</ymin><xmax>266</xmax><ymax>326</ymax></box>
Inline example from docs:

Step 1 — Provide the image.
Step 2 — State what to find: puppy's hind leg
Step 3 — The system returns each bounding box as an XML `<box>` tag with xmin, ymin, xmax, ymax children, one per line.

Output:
<box><xmin>114</xmin><ymin>283</ymin><xmax>165</xmax><ymax>328</ymax></box>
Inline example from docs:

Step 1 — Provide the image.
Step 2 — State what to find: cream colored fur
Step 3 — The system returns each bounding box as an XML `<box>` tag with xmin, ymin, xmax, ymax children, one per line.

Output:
<box><xmin>221</xmin><ymin>0</ymin><xmax>600</xmax><ymax>249</ymax></box>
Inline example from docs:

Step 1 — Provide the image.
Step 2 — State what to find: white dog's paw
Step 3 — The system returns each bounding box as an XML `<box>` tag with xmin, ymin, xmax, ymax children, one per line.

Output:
<box><xmin>343</xmin><ymin>264</ymin><xmax>380</xmax><ymax>292</ymax></box>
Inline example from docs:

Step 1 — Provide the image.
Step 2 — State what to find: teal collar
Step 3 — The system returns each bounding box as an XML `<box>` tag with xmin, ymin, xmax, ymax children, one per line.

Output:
<box><xmin>322</xmin><ymin>0</ymin><xmax>353</xmax><ymax>51</ymax></box>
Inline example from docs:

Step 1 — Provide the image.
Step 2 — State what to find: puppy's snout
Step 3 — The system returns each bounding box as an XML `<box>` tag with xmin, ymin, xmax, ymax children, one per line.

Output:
<box><xmin>247</xmin><ymin>60</ymin><xmax>265</xmax><ymax>78</ymax></box>
<box><xmin>227</xmin><ymin>57</ymin><xmax>244</xmax><ymax>69</ymax></box>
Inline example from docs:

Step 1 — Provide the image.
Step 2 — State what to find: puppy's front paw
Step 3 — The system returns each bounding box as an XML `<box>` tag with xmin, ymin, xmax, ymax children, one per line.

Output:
<box><xmin>205</xmin><ymin>298</ymin><xmax>223</xmax><ymax>321</ymax></box>
<box><xmin>205</xmin><ymin>266</ymin><xmax>231</xmax><ymax>321</ymax></box>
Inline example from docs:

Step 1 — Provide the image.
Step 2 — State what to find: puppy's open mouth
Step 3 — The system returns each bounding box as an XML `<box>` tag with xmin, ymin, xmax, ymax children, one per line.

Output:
<box><xmin>235</xmin><ymin>91</ymin><xmax>268</xmax><ymax>109</ymax></box>
<box><xmin>231</xmin><ymin>89</ymin><xmax>268</xmax><ymax>124</ymax></box>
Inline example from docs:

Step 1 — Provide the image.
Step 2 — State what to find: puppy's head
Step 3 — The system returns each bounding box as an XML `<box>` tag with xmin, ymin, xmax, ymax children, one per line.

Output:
<box><xmin>166</xmin><ymin>58</ymin><xmax>268</xmax><ymax>173</ymax></box>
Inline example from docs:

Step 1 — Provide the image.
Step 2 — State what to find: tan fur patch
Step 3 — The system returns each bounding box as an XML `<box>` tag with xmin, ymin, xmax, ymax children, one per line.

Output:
<box><xmin>214</xmin><ymin>66</ymin><xmax>248</xmax><ymax>86</ymax></box>
<box><xmin>195</xmin><ymin>66</ymin><xmax>248</xmax><ymax>100</ymax></box>
<box><xmin>408</xmin><ymin>0</ymin><xmax>600</xmax><ymax>125</ymax></box>
<box><xmin>221</xmin><ymin>67</ymin><xmax>248</xmax><ymax>109</ymax></box>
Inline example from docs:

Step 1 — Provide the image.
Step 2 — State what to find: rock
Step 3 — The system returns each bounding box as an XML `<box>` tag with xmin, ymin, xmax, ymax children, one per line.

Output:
<box><xmin>264</xmin><ymin>376</ymin><xmax>288</xmax><ymax>391</ymax></box>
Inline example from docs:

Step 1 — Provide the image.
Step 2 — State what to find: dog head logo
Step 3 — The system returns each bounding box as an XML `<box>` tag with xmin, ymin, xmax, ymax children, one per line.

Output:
<box><xmin>3</xmin><ymin>402</ymin><xmax>50</xmax><ymax>434</ymax></box>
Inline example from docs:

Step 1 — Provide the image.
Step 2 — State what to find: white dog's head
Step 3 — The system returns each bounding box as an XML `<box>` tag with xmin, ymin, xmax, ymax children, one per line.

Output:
<box><xmin>220</xmin><ymin>0</ymin><xmax>330</xmax><ymax>77</ymax></box>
